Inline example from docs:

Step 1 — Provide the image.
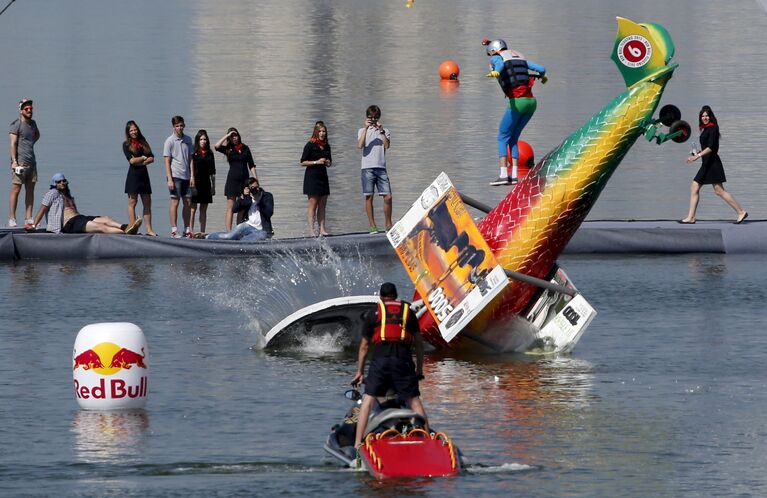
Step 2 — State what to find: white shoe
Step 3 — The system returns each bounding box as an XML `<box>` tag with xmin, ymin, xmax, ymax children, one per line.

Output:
<box><xmin>7</xmin><ymin>218</ymin><xmax>17</xmax><ymax>228</ymax></box>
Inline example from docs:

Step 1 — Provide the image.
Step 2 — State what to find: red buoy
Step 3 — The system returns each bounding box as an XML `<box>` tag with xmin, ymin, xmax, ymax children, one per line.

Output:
<box><xmin>506</xmin><ymin>140</ymin><xmax>535</xmax><ymax>179</ymax></box>
<box><xmin>438</xmin><ymin>60</ymin><xmax>460</xmax><ymax>81</ymax></box>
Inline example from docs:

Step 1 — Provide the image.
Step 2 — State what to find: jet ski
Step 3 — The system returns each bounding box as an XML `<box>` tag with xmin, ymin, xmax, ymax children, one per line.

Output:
<box><xmin>324</xmin><ymin>389</ymin><xmax>463</xmax><ymax>478</ymax></box>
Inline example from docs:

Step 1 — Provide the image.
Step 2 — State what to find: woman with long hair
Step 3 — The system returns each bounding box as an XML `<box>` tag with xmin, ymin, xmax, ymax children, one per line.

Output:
<box><xmin>300</xmin><ymin>121</ymin><xmax>332</xmax><ymax>236</ymax></box>
<box><xmin>190</xmin><ymin>129</ymin><xmax>216</xmax><ymax>233</ymax></box>
<box><xmin>680</xmin><ymin>106</ymin><xmax>747</xmax><ymax>224</ymax></box>
<box><xmin>122</xmin><ymin>120</ymin><xmax>156</xmax><ymax>235</ymax></box>
<box><xmin>215</xmin><ymin>127</ymin><xmax>257</xmax><ymax>230</ymax></box>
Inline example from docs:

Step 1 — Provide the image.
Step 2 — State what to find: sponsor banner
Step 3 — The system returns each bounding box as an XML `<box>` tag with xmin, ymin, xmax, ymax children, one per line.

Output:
<box><xmin>388</xmin><ymin>172</ymin><xmax>508</xmax><ymax>342</ymax></box>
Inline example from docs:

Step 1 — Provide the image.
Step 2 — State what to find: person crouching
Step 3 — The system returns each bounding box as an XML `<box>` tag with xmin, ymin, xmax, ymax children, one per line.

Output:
<box><xmin>206</xmin><ymin>177</ymin><xmax>273</xmax><ymax>241</ymax></box>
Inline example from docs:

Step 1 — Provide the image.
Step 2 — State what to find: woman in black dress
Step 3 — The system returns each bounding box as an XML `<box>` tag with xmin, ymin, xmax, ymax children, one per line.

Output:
<box><xmin>300</xmin><ymin>121</ymin><xmax>332</xmax><ymax>236</ymax></box>
<box><xmin>214</xmin><ymin>127</ymin><xmax>257</xmax><ymax>230</ymax></box>
<box><xmin>681</xmin><ymin>106</ymin><xmax>747</xmax><ymax>224</ymax></box>
<box><xmin>123</xmin><ymin>120</ymin><xmax>156</xmax><ymax>235</ymax></box>
<box><xmin>190</xmin><ymin>129</ymin><xmax>216</xmax><ymax>233</ymax></box>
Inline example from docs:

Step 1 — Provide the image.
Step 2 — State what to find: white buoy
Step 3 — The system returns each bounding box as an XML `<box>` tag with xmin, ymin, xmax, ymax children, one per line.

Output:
<box><xmin>73</xmin><ymin>322</ymin><xmax>149</xmax><ymax>410</ymax></box>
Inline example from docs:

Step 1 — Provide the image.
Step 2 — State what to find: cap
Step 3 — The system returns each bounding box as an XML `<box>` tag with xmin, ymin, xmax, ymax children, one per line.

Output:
<box><xmin>19</xmin><ymin>98</ymin><xmax>33</xmax><ymax>110</ymax></box>
<box><xmin>50</xmin><ymin>173</ymin><xmax>67</xmax><ymax>187</ymax></box>
<box><xmin>379</xmin><ymin>282</ymin><xmax>398</xmax><ymax>298</ymax></box>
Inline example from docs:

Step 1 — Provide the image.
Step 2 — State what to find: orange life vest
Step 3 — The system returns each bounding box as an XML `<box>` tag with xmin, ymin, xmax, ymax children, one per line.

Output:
<box><xmin>371</xmin><ymin>299</ymin><xmax>413</xmax><ymax>344</ymax></box>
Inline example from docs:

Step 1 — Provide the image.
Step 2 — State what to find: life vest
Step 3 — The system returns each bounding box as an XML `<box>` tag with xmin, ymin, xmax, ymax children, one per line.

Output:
<box><xmin>371</xmin><ymin>299</ymin><xmax>413</xmax><ymax>344</ymax></box>
<box><xmin>497</xmin><ymin>51</ymin><xmax>530</xmax><ymax>99</ymax></box>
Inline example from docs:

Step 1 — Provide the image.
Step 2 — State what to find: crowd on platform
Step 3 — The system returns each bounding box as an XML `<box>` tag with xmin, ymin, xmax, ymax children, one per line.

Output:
<box><xmin>8</xmin><ymin>101</ymin><xmax>396</xmax><ymax>239</ymax></box>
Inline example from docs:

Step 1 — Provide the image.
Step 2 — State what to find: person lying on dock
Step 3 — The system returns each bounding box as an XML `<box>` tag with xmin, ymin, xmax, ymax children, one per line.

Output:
<box><xmin>206</xmin><ymin>177</ymin><xmax>273</xmax><ymax>241</ymax></box>
<box><xmin>30</xmin><ymin>173</ymin><xmax>142</xmax><ymax>234</ymax></box>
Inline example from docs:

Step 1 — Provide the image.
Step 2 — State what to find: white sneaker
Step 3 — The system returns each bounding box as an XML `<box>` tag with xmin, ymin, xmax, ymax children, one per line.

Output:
<box><xmin>7</xmin><ymin>218</ymin><xmax>17</xmax><ymax>228</ymax></box>
<box><xmin>170</xmin><ymin>230</ymin><xmax>180</xmax><ymax>238</ymax></box>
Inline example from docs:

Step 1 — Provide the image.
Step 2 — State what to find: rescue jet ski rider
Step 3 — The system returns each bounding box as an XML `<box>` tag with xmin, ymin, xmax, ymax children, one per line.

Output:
<box><xmin>483</xmin><ymin>37</ymin><xmax>546</xmax><ymax>186</ymax></box>
<box><xmin>351</xmin><ymin>282</ymin><xmax>428</xmax><ymax>449</ymax></box>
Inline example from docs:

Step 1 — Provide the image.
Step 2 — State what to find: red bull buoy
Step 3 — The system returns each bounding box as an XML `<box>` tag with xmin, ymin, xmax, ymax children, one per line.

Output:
<box><xmin>506</xmin><ymin>140</ymin><xmax>535</xmax><ymax>179</ymax></box>
<box><xmin>73</xmin><ymin>322</ymin><xmax>149</xmax><ymax>410</ymax></box>
<box><xmin>438</xmin><ymin>60</ymin><xmax>460</xmax><ymax>81</ymax></box>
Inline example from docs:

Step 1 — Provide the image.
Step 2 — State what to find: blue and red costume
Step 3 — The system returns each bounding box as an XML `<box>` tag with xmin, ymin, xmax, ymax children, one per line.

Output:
<box><xmin>488</xmin><ymin>47</ymin><xmax>545</xmax><ymax>181</ymax></box>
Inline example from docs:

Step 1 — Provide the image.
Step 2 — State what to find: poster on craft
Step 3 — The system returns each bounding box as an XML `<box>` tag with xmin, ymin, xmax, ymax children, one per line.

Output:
<box><xmin>387</xmin><ymin>172</ymin><xmax>508</xmax><ymax>342</ymax></box>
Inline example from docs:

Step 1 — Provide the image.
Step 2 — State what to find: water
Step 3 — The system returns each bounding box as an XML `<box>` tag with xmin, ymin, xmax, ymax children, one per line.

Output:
<box><xmin>3</xmin><ymin>254</ymin><xmax>767</xmax><ymax>496</ymax></box>
<box><xmin>2</xmin><ymin>0</ymin><xmax>767</xmax><ymax>496</ymax></box>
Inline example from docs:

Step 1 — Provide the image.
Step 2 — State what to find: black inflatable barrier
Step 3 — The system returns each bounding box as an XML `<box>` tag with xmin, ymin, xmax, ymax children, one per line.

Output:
<box><xmin>0</xmin><ymin>220</ymin><xmax>764</xmax><ymax>261</ymax></box>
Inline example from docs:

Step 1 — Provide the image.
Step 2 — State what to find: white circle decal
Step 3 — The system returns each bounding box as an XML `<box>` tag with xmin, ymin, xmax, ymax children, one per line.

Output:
<box><xmin>617</xmin><ymin>35</ymin><xmax>652</xmax><ymax>68</ymax></box>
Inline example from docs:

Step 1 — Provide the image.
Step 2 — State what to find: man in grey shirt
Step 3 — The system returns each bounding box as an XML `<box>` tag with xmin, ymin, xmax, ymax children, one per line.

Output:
<box><xmin>8</xmin><ymin>98</ymin><xmax>40</xmax><ymax>228</ymax></box>
<box><xmin>162</xmin><ymin>115</ymin><xmax>195</xmax><ymax>238</ymax></box>
<box><xmin>357</xmin><ymin>105</ymin><xmax>392</xmax><ymax>232</ymax></box>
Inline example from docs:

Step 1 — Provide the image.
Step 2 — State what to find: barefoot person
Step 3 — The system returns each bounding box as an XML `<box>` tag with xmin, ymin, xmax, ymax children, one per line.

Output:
<box><xmin>30</xmin><ymin>173</ymin><xmax>142</xmax><ymax>234</ymax></box>
<box><xmin>680</xmin><ymin>106</ymin><xmax>747</xmax><ymax>225</ymax></box>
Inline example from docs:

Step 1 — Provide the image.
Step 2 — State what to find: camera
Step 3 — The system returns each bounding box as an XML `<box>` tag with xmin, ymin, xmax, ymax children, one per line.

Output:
<box><xmin>14</xmin><ymin>166</ymin><xmax>24</xmax><ymax>175</ymax></box>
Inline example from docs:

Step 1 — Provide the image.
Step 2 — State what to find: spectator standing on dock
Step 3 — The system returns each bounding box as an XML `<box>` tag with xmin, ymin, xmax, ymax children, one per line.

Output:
<box><xmin>190</xmin><ymin>129</ymin><xmax>216</xmax><ymax>233</ymax></box>
<box><xmin>122</xmin><ymin>120</ymin><xmax>156</xmax><ymax>236</ymax></box>
<box><xmin>215</xmin><ymin>127</ymin><xmax>257</xmax><ymax>231</ymax></box>
<box><xmin>680</xmin><ymin>106</ymin><xmax>748</xmax><ymax>225</ymax></box>
<box><xmin>357</xmin><ymin>105</ymin><xmax>392</xmax><ymax>233</ymax></box>
<box><xmin>301</xmin><ymin>120</ymin><xmax>332</xmax><ymax>236</ymax></box>
<box><xmin>163</xmin><ymin>116</ymin><xmax>195</xmax><ymax>238</ymax></box>
<box><xmin>8</xmin><ymin>98</ymin><xmax>40</xmax><ymax>228</ymax></box>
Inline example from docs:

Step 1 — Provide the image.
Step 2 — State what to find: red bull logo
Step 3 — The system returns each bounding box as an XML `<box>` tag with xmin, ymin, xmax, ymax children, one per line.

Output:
<box><xmin>73</xmin><ymin>342</ymin><xmax>146</xmax><ymax>374</ymax></box>
<box><xmin>73</xmin><ymin>341</ymin><xmax>148</xmax><ymax>402</ymax></box>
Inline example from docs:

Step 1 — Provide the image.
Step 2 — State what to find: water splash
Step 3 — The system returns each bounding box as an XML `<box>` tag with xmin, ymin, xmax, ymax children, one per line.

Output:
<box><xmin>186</xmin><ymin>239</ymin><xmax>408</xmax><ymax>348</ymax></box>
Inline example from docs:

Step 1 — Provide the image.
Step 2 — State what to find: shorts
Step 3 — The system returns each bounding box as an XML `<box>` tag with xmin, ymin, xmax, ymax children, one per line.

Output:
<box><xmin>361</xmin><ymin>168</ymin><xmax>391</xmax><ymax>196</ymax></box>
<box><xmin>62</xmin><ymin>215</ymin><xmax>97</xmax><ymax>234</ymax></box>
<box><xmin>11</xmin><ymin>163</ymin><xmax>37</xmax><ymax>186</ymax></box>
<box><xmin>169</xmin><ymin>177</ymin><xmax>191</xmax><ymax>199</ymax></box>
<box><xmin>364</xmin><ymin>356</ymin><xmax>420</xmax><ymax>400</ymax></box>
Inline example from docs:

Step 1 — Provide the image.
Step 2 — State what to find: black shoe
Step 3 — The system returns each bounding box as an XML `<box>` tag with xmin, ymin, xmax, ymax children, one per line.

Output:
<box><xmin>489</xmin><ymin>177</ymin><xmax>510</xmax><ymax>186</ymax></box>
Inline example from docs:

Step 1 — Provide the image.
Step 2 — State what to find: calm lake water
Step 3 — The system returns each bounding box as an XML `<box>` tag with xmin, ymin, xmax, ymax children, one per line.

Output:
<box><xmin>2</xmin><ymin>0</ymin><xmax>767</xmax><ymax>496</ymax></box>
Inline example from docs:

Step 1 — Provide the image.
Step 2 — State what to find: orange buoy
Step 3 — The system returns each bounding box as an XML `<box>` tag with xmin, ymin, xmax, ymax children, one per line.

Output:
<box><xmin>506</xmin><ymin>140</ymin><xmax>535</xmax><ymax>178</ymax></box>
<box><xmin>438</xmin><ymin>60</ymin><xmax>460</xmax><ymax>81</ymax></box>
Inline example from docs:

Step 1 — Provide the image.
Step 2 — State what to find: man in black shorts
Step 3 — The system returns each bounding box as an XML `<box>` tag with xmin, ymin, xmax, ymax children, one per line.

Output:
<box><xmin>351</xmin><ymin>282</ymin><xmax>427</xmax><ymax>448</ymax></box>
<box><xmin>30</xmin><ymin>173</ymin><xmax>142</xmax><ymax>234</ymax></box>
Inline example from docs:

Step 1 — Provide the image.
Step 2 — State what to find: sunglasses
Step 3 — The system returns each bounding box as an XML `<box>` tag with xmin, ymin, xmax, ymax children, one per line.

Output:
<box><xmin>56</xmin><ymin>179</ymin><xmax>68</xmax><ymax>184</ymax></box>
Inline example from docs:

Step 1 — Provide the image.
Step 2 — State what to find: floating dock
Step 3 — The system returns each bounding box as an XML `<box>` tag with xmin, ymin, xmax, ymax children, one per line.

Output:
<box><xmin>1</xmin><ymin>220</ymin><xmax>764</xmax><ymax>261</ymax></box>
